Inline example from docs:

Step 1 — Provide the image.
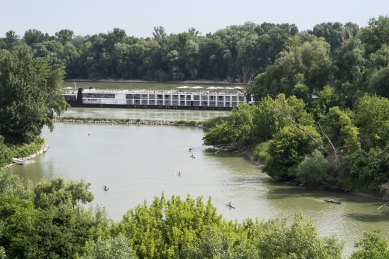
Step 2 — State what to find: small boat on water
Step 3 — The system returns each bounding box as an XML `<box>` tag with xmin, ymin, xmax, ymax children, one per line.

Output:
<box><xmin>324</xmin><ymin>199</ymin><xmax>341</xmax><ymax>204</ymax></box>
<box><xmin>226</xmin><ymin>203</ymin><xmax>235</xmax><ymax>209</ymax></box>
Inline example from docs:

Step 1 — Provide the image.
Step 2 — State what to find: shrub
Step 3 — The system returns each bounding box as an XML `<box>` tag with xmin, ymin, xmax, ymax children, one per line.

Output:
<box><xmin>296</xmin><ymin>150</ymin><xmax>330</xmax><ymax>185</ymax></box>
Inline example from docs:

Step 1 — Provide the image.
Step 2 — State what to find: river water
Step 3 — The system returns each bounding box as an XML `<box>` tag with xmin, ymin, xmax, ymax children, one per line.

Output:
<box><xmin>10</xmin><ymin>108</ymin><xmax>389</xmax><ymax>256</ymax></box>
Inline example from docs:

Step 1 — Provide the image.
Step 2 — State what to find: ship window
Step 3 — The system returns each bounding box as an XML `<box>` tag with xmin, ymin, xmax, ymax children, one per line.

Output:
<box><xmin>83</xmin><ymin>93</ymin><xmax>115</xmax><ymax>98</ymax></box>
<box><xmin>239</xmin><ymin>96</ymin><xmax>244</xmax><ymax>101</ymax></box>
<box><xmin>126</xmin><ymin>94</ymin><xmax>134</xmax><ymax>99</ymax></box>
<box><xmin>149</xmin><ymin>100</ymin><xmax>155</xmax><ymax>105</ymax></box>
<box><xmin>225</xmin><ymin>96</ymin><xmax>230</xmax><ymax>101</ymax></box>
<box><xmin>157</xmin><ymin>100</ymin><xmax>163</xmax><ymax>105</ymax></box>
<box><xmin>180</xmin><ymin>101</ymin><xmax>185</xmax><ymax>106</ymax></box>
<box><xmin>209</xmin><ymin>101</ymin><xmax>216</xmax><ymax>107</ymax></box>
<box><xmin>232</xmin><ymin>102</ymin><xmax>237</xmax><ymax>107</ymax></box>
<box><xmin>232</xmin><ymin>96</ymin><xmax>237</xmax><ymax>101</ymax></box>
<box><xmin>157</xmin><ymin>95</ymin><xmax>163</xmax><ymax>99</ymax></box>
<box><xmin>201</xmin><ymin>101</ymin><xmax>208</xmax><ymax>106</ymax></box>
<box><xmin>141</xmin><ymin>94</ymin><xmax>148</xmax><ymax>99</ymax></box>
<box><xmin>193</xmin><ymin>101</ymin><xmax>200</xmax><ymax>106</ymax></box>
<box><xmin>164</xmin><ymin>95</ymin><xmax>171</xmax><ymax>100</ymax></box>
<box><xmin>164</xmin><ymin>100</ymin><xmax>171</xmax><ymax>105</ymax></box>
<box><xmin>225</xmin><ymin>102</ymin><xmax>231</xmax><ymax>107</ymax></box>
<box><xmin>209</xmin><ymin>96</ymin><xmax>216</xmax><ymax>100</ymax></box>
<box><xmin>193</xmin><ymin>95</ymin><xmax>200</xmax><ymax>100</ymax></box>
<box><xmin>149</xmin><ymin>94</ymin><xmax>155</xmax><ymax>99</ymax></box>
<box><xmin>63</xmin><ymin>95</ymin><xmax>77</xmax><ymax>101</ymax></box>
<box><xmin>141</xmin><ymin>100</ymin><xmax>148</xmax><ymax>105</ymax></box>
<box><xmin>201</xmin><ymin>95</ymin><xmax>208</xmax><ymax>100</ymax></box>
<box><xmin>180</xmin><ymin>95</ymin><xmax>185</xmax><ymax>100</ymax></box>
<box><xmin>218</xmin><ymin>96</ymin><xmax>224</xmax><ymax>101</ymax></box>
<box><xmin>134</xmin><ymin>94</ymin><xmax>140</xmax><ymax>99</ymax></box>
<box><xmin>186</xmin><ymin>95</ymin><xmax>191</xmax><ymax>100</ymax></box>
<box><xmin>172</xmin><ymin>100</ymin><xmax>179</xmax><ymax>105</ymax></box>
<box><xmin>217</xmin><ymin>101</ymin><xmax>224</xmax><ymax>106</ymax></box>
<box><xmin>172</xmin><ymin>95</ymin><xmax>179</xmax><ymax>100</ymax></box>
<box><xmin>126</xmin><ymin>100</ymin><xmax>133</xmax><ymax>105</ymax></box>
<box><xmin>134</xmin><ymin>100</ymin><xmax>141</xmax><ymax>105</ymax></box>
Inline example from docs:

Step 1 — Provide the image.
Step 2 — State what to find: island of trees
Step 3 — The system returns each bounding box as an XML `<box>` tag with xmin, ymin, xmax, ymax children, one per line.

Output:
<box><xmin>1</xmin><ymin>16</ymin><xmax>389</xmax><ymax>258</ymax></box>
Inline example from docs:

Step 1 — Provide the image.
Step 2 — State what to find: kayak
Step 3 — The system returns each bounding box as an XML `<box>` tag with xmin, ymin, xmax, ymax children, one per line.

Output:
<box><xmin>226</xmin><ymin>204</ymin><xmax>235</xmax><ymax>209</ymax></box>
<box><xmin>324</xmin><ymin>199</ymin><xmax>341</xmax><ymax>204</ymax></box>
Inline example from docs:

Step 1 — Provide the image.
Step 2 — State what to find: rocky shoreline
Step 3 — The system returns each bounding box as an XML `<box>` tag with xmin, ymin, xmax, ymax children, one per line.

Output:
<box><xmin>1</xmin><ymin>144</ymin><xmax>50</xmax><ymax>170</ymax></box>
<box><xmin>54</xmin><ymin>118</ymin><xmax>203</xmax><ymax>127</ymax></box>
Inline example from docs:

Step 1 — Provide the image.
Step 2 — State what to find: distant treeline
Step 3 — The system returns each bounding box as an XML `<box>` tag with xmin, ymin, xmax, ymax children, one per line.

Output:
<box><xmin>1</xmin><ymin>16</ymin><xmax>388</xmax><ymax>101</ymax></box>
<box><xmin>0</xmin><ymin>19</ymin><xmax>363</xmax><ymax>82</ymax></box>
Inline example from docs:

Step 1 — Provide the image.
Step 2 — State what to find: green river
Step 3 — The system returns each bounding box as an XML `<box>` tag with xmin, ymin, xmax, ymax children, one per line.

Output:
<box><xmin>10</xmin><ymin>108</ymin><xmax>389</xmax><ymax>256</ymax></box>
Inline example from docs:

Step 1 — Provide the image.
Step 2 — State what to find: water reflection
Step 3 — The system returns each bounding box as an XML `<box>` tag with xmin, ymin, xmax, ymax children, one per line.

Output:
<box><xmin>61</xmin><ymin>107</ymin><xmax>231</xmax><ymax>121</ymax></box>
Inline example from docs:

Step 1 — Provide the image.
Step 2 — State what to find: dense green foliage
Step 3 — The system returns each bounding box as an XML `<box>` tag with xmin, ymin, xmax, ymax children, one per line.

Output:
<box><xmin>0</xmin><ymin>47</ymin><xmax>68</xmax><ymax>144</ymax></box>
<box><xmin>2</xmin><ymin>171</ymin><xmax>389</xmax><ymax>258</ymax></box>
<box><xmin>1</xmin><ymin>22</ymin><xmax>295</xmax><ymax>82</ymax></box>
<box><xmin>201</xmin><ymin>16</ymin><xmax>389</xmax><ymax>197</ymax></box>
<box><xmin>0</xmin><ymin>170</ymin><xmax>347</xmax><ymax>259</ymax></box>
<box><xmin>0</xmin><ymin>137</ymin><xmax>45</xmax><ymax>168</ymax></box>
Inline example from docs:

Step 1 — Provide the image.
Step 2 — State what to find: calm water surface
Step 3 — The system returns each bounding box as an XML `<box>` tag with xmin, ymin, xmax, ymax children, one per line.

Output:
<box><xmin>10</xmin><ymin>109</ymin><xmax>389</xmax><ymax>256</ymax></box>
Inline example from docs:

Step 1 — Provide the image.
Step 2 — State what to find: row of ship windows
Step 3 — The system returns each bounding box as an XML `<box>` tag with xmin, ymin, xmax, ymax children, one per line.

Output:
<box><xmin>126</xmin><ymin>100</ymin><xmax>239</xmax><ymax>106</ymax></box>
<box><xmin>82</xmin><ymin>93</ymin><xmax>244</xmax><ymax>101</ymax></box>
<box><xmin>84</xmin><ymin>99</ymin><xmax>239</xmax><ymax>107</ymax></box>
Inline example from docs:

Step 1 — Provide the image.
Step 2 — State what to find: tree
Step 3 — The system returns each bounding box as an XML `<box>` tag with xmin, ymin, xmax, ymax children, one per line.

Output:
<box><xmin>368</xmin><ymin>67</ymin><xmax>389</xmax><ymax>98</ymax></box>
<box><xmin>296</xmin><ymin>150</ymin><xmax>330</xmax><ymax>185</ymax></box>
<box><xmin>23</xmin><ymin>29</ymin><xmax>46</xmax><ymax>46</ymax></box>
<box><xmin>55</xmin><ymin>29</ymin><xmax>74</xmax><ymax>45</ymax></box>
<box><xmin>354</xmin><ymin>95</ymin><xmax>389</xmax><ymax>149</ymax></box>
<box><xmin>263</xmin><ymin>125</ymin><xmax>322</xmax><ymax>179</ymax></box>
<box><xmin>81</xmin><ymin>234</ymin><xmax>137</xmax><ymax>259</ymax></box>
<box><xmin>359</xmin><ymin>16</ymin><xmax>389</xmax><ymax>55</ymax></box>
<box><xmin>351</xmin><ymin>230</ymin><xmax>389</xmax><ymax>259</ymax></box>
<box><xmin>0</xmin><ymin>46</ymin><xmax>69</xmax><ymax>143</ymax></box>
<box><xmin>253</xmin><ymin>36</ymin><xmax>333</xmax><ymax>99</ymax></box>
<box><xmin>3</xmin><ymin>30</ymin><xmax>19</xmax><ymax>51</ymax></box>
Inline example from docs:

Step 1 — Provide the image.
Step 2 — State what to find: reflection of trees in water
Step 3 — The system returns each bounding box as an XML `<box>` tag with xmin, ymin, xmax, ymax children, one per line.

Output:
<box><xmin>11</xmin><ymin>157</ymin><xmax>57</xmax><ymax>185</ymax></box>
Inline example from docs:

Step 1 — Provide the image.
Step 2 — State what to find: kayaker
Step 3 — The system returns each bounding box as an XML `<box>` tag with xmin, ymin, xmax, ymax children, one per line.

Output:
<box><xmin>329</xmin><ymin>198</ymin><xmax>334</xmax><ymax>202</ymax></box>
<box><xmin>227</xmin><ymin>201</ymin><xmax>232</xmax><ymax>206</ymax></box>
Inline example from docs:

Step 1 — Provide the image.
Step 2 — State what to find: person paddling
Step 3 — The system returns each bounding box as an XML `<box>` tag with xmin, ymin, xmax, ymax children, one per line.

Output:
<box><xmin>104</xmin><ymin>185</ymin><xmax>109</xmax><ymax>191</ymax></box>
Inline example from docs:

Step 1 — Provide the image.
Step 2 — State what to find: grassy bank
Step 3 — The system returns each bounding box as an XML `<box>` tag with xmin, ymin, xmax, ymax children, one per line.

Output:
<box><xmin>0</xmin><ymin>137</ymin><xmax>45</xmax><ymax>168</ymax></box>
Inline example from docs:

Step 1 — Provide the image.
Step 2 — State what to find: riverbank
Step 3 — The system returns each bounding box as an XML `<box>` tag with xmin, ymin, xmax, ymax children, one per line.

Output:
<box><xmin>54</xmin><ymin>117</ymin><xmax>203</xmax><ymax>127</ymax></box>
<box><xmin>1</xmin><ymin>144</ymin><xmax>50</xmax><ymax>170</ymax></box>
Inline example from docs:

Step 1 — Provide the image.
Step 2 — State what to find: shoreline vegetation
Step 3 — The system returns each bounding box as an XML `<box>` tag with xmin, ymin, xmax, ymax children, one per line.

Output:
<box><xmin>0</xmin><ymin>143</ymin><xmax>49</xmax><ymax>170</ymax></box>
<box><xmin>54</xmin><ymin>116</ymin><xmax>202</xmax><ymax>127</ymax></box>
<box><xmin>0</xmin><ymin>138</ymin><xmax>50</xmax><ymax>171</ymax></box>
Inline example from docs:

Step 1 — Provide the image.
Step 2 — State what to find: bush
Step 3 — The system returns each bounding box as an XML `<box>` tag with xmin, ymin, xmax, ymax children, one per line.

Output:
<box><xmin>253</xmin><ymin>141</ymin><xmax>271</xmax><ymax>164</ymax></box>
<box><xmin>296</xmin><ymin>150</ymin><xmax>330</xmax><ymax>185</ymax></box>
<box><xmin>202</xmin><ymin>116</ymin><xmax>230</xmax><ymax>129</ymax></box>
<box><xmin>175</xmin><ymin>120</ymin><xmax>198</xmax><ymax>126</ymax></box>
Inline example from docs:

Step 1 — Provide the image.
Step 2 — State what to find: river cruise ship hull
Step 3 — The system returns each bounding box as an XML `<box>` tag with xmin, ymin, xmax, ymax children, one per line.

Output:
<box><xmin>62</xmin><ymin>88</ymin><xmax>247</xmax><ymax>111</ymax></box>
